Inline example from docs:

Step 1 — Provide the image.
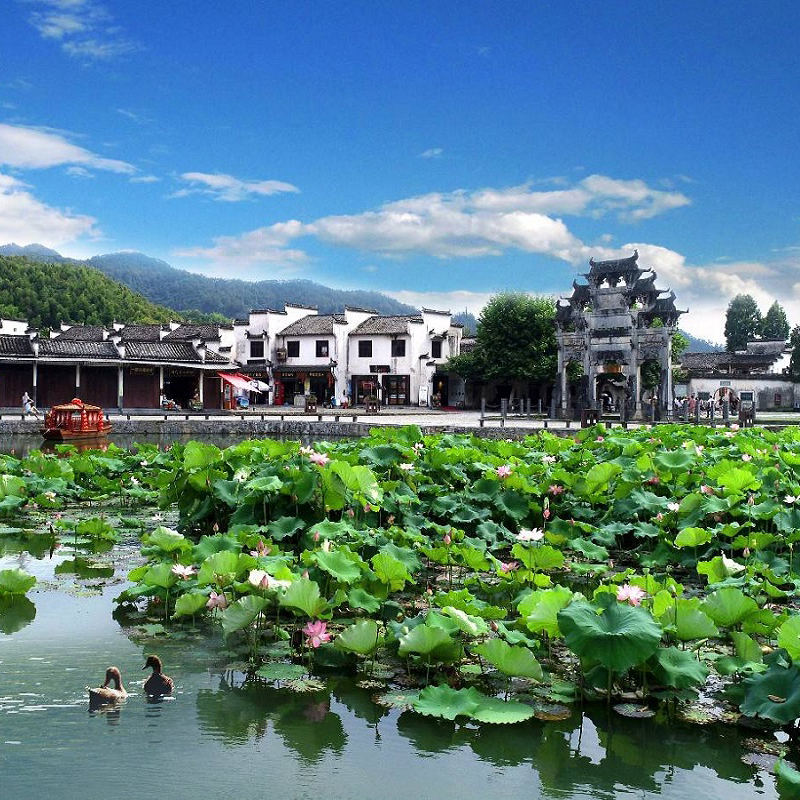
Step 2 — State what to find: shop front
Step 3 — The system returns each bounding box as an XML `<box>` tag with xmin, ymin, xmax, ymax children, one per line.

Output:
<box><xmin>165</xmin><ymin>367</ymin><xmax>200</xmax><ymax>409</ymax></box>
<box><xmin>273</xmin><ymin>366</ymin><xmax>333</xmax><ymax>406</ymax></box>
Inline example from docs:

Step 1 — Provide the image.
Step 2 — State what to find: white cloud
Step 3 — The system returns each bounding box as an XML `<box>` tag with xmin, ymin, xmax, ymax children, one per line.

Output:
<box><xmin>0</xmin><ymin>172</ymin><xmax>98</xmax><ymax>245</ymax></box>
<box><xmin>172</xmin><ymin>220</ymin><xmax>309</xmax><ymax>272</ymax></box>
<box><xmin>174</xmin><ymin>171</ymin><xmax>300</xmax><ymax>202</ymax></box>
<box><xmin>176</xmin><ymin>174</ymin><xmax>689</xmax><ymax>269</ymax></box>
<box><xmin>419</xmin><ymin>147</ymin><xmax>443</xmax><ymax>159</ymax></box>
<box><xmin>0</xmin><ymin>123</ymin><xmax>136</xmax><ymax>174</ymax></box>
<box><xmin>23</xmin><ymin>0</ymin><xmax>138</xmax><ymax>60</ymax></box>
<box><xmin>130</xmin><ymin>174</ymin><xmax>160</xmax><ymax>183</ymax></box>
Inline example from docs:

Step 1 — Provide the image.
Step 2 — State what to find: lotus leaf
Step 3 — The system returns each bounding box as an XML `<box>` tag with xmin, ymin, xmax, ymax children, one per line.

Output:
<box><xmin>256</xmin><ymin>662</ymin><xmax>307</xmax><ymax>681</ymax></box>
<box><xmin>359</xmin><ymin>444</ymin><xmax>403</xmax><ymax>467</ymax></box>
<box><xmin>474</xmin><ymin>638</ymin><xmax>543</xmax><ymax>680</ymax></box>
<box><xmin>314</xmin><ymin>548</ymin><xmax>364</xmax><ymax>584</ymax></box>
<box><xmin>439</xmin><ymin>606</ymin><xmax>490</xmax><ymax>637</ymax></box>
<box><xmin>673</xmin><ymin>527</ymin><xmax>712</xmax><ymax>549</ymax></box>
<box><xmin>172</xmin><ymin>591</ymin><xmax>210</xmax><ymax>618</ymax></box>
<box><xmin>192</xmin><ymin>534</ymin><xmax>240</xmax><ymax>560</ymax></box>
<box><xmin>716</xmin><ymin>466</ymin><xmax>760</xmax><ymax>495</ymax></box>
<box><xmin>0</xmin><ymin>568</ymin><xmax>36</xmax><ymax>596</ymax></box>
<box><xmin>211</xmin><ymin>478</ymin><xmax>241</xmax><ymax>506</ymax></box>
<box><xmin>221</xmin><ymin>594</ymin><xmax>268</xmax><ymax>635</ymax></box>
<box><xmin>347</xmin><ymin>587</ymin><xmax>381</xmax><ymax>613</ymax></box>
<box><xmin>494</xmin><ymin>490</ymin><xmax>530</xmax><ymax>521</ymax></box>
<box><xmin>659</xmin><ymin>598</ymin><xmax>719</xmax><ymax>641</ymax></box>
<box><xmin>741</xmin><ymin>662</ymin><xmax>800</xmax><ymax>725</ymax></box>
<box><xmin>702</xmin><ymin>587</ymin><xmax>758</xmax><ymax>629</ymax></box>
<box><xmin>143</xmin><ymin>562</ymin><xmax>178</xmax><ymax>590</ymax></box>
<box><xmin>731</xmin><ymin>631</ymin><xmax>763</xmax><ymax>664</ymax></box>
<box><xmin>144</xmin><ymin>526</ymin><xmax>190</xmax><ymax>555</ymax></box>
<box><xmin>266</xmin><ymin>516</ymin><xmax>306</xmax><ymax>541</ymax></box>
<box><xmin>777</xmin><ymin>615</ymin><xmax>800</xmax><ymax>661</ymax></box>
<box><xmin>371</xmin><ymin>552</ymin><xmax>412</xmax><ymax>591</ymax></box>
<box><xmin>197</xmin><ymin>550</ymin><xmax>252</xmax><ymax>587</ymax></box>
<box><xmin>412</xmin><ymin>685</ymin><xmax>484</xmax><ymax>720</ymax></box>
<box><xmin>280</xmin><ymin>579</ymin><xmax>326</xmax><ymax>618</ymax></box>
<box><xmin>183</xmin><ymin>441</ymin><xmax>223</xmax><ymax>470</ymax></box>
<box><xmin>433</xmin><ymin>588</ymin><xmax>506</xmax><ymax>620</ymax></box>
<box><xmin>398</xmin><ymin>625</ymin><xmax>459</xmax><ymax>663</ymax></box>
<box><xmin>511</xmin><ymin>543</ymin><xmax>565</xmax><ymax>572</ymax></box>
<box><xmin>471</xmin><ymin>696</ymin><xmax>537</xmax><ymax>724</ymax></box>
<box><xmin>649</xmin><ymin>646</ymin><xmax>709</xmax><ymax>689</ymax></box>
<box><xmin>558</xmin><ymin>597</ymin><xmax>662</xmax><ymax>673</ymax></box>
<box><xmin>775</xmin><ymin>759</ymin><xmax>800</xmax><ymax>794</ymax></box>
<box><xmin>653</xmin><ymin>450</ymin><xmax>696</xmax><ymax>473</ymax></box>
<box><xmin>335</xmin><ymin>620</ymin><xmax>383</xmax><ymax>656</ymax></box>
<box><xmin>518</xmin><ymin>586</ymin><xmax>573</xmax><ymax>638</ymax></box>
<box><xmin>577</xmin><ymin>462</ymin><xmax>622</xmax><ymax>495</ymax></box>
<box><xmin>75</xmin><ymin>517</ymin><xmax>117</xmax><ymax>541</ymax></box>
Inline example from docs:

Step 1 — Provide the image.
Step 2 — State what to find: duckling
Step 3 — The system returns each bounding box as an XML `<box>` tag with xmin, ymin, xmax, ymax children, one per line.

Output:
<box><xmin>88</xmin><ymin>667</ymin><xmax>127</xmax><ymax>707</ymax></box>
<box><xmin>143</xmin><ymin>655</ymin><xmax>174</xmax><ymax>696</ymax></box>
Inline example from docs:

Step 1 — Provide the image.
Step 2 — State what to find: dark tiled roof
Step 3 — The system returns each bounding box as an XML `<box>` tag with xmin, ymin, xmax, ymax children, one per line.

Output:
<box><xmin>746</xmin><ymin>340</ymin><xmax>786</xmax><ymax>355</ymax></box>
<box><xmin>39</xmin><ymin>340</ymin><xmax>120</xmax><ymax>359</ymax></box>
<box><xmin>56</xmin><ymin>325</ymin><xmax>106</xmax><ymax>341</ymax></box>
<box><xmin>681</xmin><ymin>351</ymin><xmax>780</xmax><ymax>373</ymax></box>
<box><xmin>0</xmin><ymin>335</ymin><xmax>34</xmax><ymax>356</ymax></box>
<box><xmin>203</xmin><ymin>349</ymin><xmax>230</xmax><ymax>364</ymax></box>
<box><xmin>460</xmin><ymin>337</ymin><xmax>477</xmax><ymax>353</ymax></box>
<box><xmin>279</xmin><ymin>315</ymin><xmax>346</xmax><ymax>336</ymax></box>
<box><xmin>123</xmin><ymin>341</ymin><xmax>201</xmax><ymax>362</ymax></box>
<box><xmin>163</xmin><ymin>324</ymin><xmax>227</xmax><ymax>341</ymax></box>
<box><xmin>351</xmin><ymin>315</ymin><xmax>423</xmax><ymax>335</ymax></box>
<box><xmin>119</xmin><ymin>324</ymin><xmax>164</xmax><ymax>342</ymax></box>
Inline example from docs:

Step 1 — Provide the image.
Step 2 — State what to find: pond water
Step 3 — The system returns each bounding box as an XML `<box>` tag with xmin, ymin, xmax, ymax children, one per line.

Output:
<box><xmin>0</xmin><ymin>544</ymin><xmax>781</xmax><ymax>799</ymax></box>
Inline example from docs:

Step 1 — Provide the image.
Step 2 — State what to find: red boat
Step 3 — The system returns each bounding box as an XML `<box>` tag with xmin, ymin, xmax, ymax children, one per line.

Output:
<box><xmin>41</xmin><ymin>398</ymin><xmax>112</xmax><ymax>441</ymax></box>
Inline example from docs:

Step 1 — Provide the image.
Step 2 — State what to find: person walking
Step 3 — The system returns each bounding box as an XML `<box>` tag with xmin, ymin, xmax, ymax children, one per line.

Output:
<box><xmin>22</xmin><ymin>391</ymin><xmax>40</xmax><ymax>418</ymax></box>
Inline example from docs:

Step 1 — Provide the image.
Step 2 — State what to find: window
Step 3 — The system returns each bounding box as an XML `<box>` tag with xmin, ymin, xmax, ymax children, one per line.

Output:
<box><xmin>316</xmin><ymin>340</ymin><xmax>329</xmax><ymax>358</ymax></box>
<box><xmin>391</xmin><ymin>339</ymin><xmax>406</xmax><ymax>357</ymax></box>
<box><xmin>250</xmin><ymin>340</ymin><xmax>264</xmax><ymax>358</ymax></box>
<box><xmin>740</xmin><ymin>391</ymin><xmax>754</xmax><ymax>401</ymax></box>
<box><xmin>358</xmin><ymin>340</ymin><xmax>372</xmax><ymax>358</ymax></box>
<box><xmin>775</xmin><ymin>393</ymin><xmax>782</xmax><ymax>406</ymax></box>
<box><xmin>431</xmin><ymin>340</ymin><xmax>442</xmax><ymax>358</ymax></box>
<box><xmin>286</xmin><ymin>340</ymin><xmax>300</xmax><ymax>358</ymax></box>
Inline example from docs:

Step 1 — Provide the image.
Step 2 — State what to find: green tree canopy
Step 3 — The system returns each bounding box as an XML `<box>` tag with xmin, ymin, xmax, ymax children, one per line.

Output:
<box><xmin>789</xmin><ymin>326</ymin><xmax>800</xmax><ymax>381</ymax></box>
<box><xmin>446</xmin><ymin>292</ymin><xmax>557</xmax><ymax>383</ymax></box>
<box><xmin>724</xmin><ymin>294</ymin><xmax>762</xmax><ymax>352</ymax></box>
<box><xmin>761</xmin><ymin>301</ymin><xmax>790</xmax><ymax>341</ymax></box>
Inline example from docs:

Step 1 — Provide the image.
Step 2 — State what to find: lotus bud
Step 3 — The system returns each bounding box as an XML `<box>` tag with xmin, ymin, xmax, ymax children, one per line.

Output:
<box><xmin>313</xmin><ymin>531</ymin><xmax>320</xmax><ymax>542</ymax></box>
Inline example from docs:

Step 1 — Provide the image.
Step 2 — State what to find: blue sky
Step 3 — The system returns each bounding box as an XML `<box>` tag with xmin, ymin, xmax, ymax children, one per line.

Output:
<box><xmin>2</xmin><ymin>1</ymin><xmax>799</xmax><ymax>343</ymax></box>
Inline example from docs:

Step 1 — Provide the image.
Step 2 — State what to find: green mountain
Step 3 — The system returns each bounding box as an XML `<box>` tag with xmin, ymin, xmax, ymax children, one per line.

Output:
<box><xmin>85</xmin><ymin>250</ymin><xmax>417</xmax><ymax>318</ymax></box>
<box><xmin>0</xmin><ymin>254</ymin><xmax>176</xmax><ymax>330</ymax></box>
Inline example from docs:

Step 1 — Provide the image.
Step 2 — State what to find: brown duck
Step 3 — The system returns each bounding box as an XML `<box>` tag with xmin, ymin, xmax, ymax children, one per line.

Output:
<box><xmin>143</xmin><ymin>655</ymin><xmax>174</xmax><ymax>696</ymax></box>
<box><xmin>88</xmin><ymin>666</ymin><xmax>127</xmax><ymax>707</ymax></box>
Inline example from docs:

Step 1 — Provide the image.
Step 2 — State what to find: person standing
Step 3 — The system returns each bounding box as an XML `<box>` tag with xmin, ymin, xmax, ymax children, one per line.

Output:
<box><xmin>22</xmin><ymin>391</ymin><xmax>40</xmax><ymax>418</ymax></box>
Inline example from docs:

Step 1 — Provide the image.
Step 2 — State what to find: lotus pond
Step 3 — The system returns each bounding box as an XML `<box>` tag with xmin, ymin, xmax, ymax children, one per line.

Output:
<box><xmin>2</xmin><ymin>424</ymin><xmax>800</xmax><ymax>798</ymax></box>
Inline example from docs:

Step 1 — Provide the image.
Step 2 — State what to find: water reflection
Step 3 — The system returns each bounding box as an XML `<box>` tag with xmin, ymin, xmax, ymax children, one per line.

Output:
<box><xmin>0</xmin><ymin>595</ymin><xmax>36</xmax><ymax>634</ymax></box>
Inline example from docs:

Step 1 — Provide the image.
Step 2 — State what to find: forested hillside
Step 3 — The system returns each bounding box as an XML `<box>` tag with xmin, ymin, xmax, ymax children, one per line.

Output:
<box><xmin>0</xmin><ymin>255</ymin><xmax>177</xmax><ymax>329</ymax></box>
<box><xmin>87</xmin><ymin>251</ymin><xmax>417</xmax><ymax>317</ymax></box>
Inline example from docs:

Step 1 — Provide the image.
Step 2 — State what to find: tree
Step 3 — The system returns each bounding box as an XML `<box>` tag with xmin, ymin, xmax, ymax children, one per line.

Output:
<box><xmin>672</xmin><ymin>330</ymin><xmax>690</xmax><ymax>362</ymax></box>
<box><xmin>789</xmin><ymin>326</ymin><xmax>800</xmax><ymax>381</ymax></box>
<box><xmin>445</xmin><ymin>292</ymin><xmax>557</xmax><ymax>383</ymax></box>
<box><xmin>724</xmin><ymin>295</ymin><xmax>762</xmax><ymax>352</ymax></box>
<box><xmin>762</xmin><ymin>301</ymin><xmax>790</xmax><ymax>341</ymax></box>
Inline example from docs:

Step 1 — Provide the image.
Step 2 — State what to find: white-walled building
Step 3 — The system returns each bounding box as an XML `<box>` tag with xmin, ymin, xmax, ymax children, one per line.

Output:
<box><xmin>230</xmin><ymin>305</ymin><xmax>463</xmax><ymax>406</ymax></box>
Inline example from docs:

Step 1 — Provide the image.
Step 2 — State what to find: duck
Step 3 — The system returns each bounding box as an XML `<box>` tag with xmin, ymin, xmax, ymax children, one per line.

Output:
<box><xmin>88</xmin><ymin>666</ymin><xmax>127</xmax><ymax>707</ymax></box>
<box><xmin>143</xmin><ymin>655</ymin><xmax>174</xmax><ymax>696</ymax></box>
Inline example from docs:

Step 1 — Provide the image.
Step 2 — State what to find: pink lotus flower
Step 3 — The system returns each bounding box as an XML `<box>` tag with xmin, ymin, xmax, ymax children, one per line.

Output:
<box><xmin>250</xmin><ymin>540</ymin><xmax>271</xmax><ymax>557</ymax></box>
<box><xmin>741</xmin><ymin>453</ymin><xmax>752</xmax><ymax>462</ymax></box>
<box><xmin>313</xmin><ymin>531</ymin><xmax>320</xmax><ymax>541</ymax></box>
<box><xmin>646</xmin><ymin>476</ymin><xmax>660</xmax><ymax>485</ymax></box>
<box><xmin>596</xmin><ymin>436</ymin><xmax>604</xmax><ymax>442</ymax></box>
<box><xmin>500</xmin><ymin>561</ymin><xmax>519</xmax><ymax>572</ymax></box>
<box><xmin>309</xmin><ymin>451</ymin><xmax>330</xmax><ymax>466</ymax></box>
<box><xmin>248</xmin><ymin>569</ymin><xmax>271</xmax><ymax>589</ymax></box>
<box><xmin>700</xmin><ymin>484</ymin><xmax>714</xmax><ymax>495</ymax></box>
<box><xmin>207</xmin><ymin>591</ymin><xmax>228</xmax><ymax>610</ymax></box>
<box><xmin>171</xmin><ymin>564</ymin><xmax>196</xmax><ymax>579</ymax></box>
<box><xmin>443</xmin><ymin>533</ymin><xmax>452</xmax><ymax>546</ymax></box>
<box><xmin>542</xmin><ymin>454</ymin><xmax>557</xmax><ymax>464</ymax></box>
<box><xmin>496</xmin><ymin>465</ymin><xmax>512</xmax><ymax>478</ymax></box>
<box><xmin>549</xmin><ymin>485</ymin><xmax>564</xmax><ymax>495</ymax></box>
<box><xmin>667</xmin><ymin>502</ymin><xmax>680</xmax><ymax>512</ymax></box>
<box><xmin>517</xmin><ymin>528</ymin><xmax>544</xmax><ymax>543</ymax></box>
<box><xmin>543</xmin><ymin>508</ymin><xmax>551</xmax><ymax>520</ymax></box>
<box><xmin>399</xmin><ymin>463</ymin><xmax>414</xmax><ymax>472</ymax></box>
<box><xmin>302</xmin><ymin>619</ymin><xmax>331</xmax><ymax>648</ymax></box>
<box><xmin>616</xmin><ymin>584</ymin><xmax>646</xmax><ymax>606</ymax></box>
